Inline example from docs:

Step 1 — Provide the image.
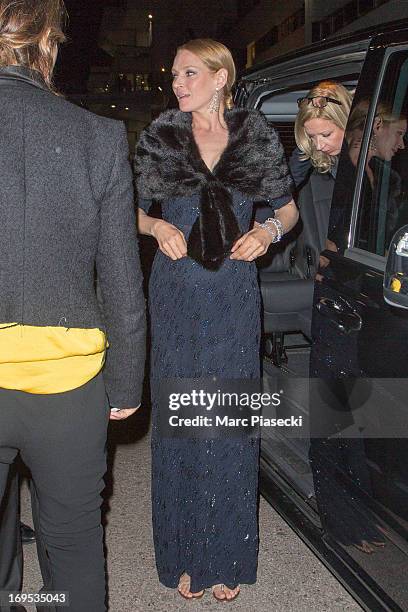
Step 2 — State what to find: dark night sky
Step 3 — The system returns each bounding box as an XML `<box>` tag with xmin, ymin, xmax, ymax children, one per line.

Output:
<box><xmin>55</xmin><ymin>0</ymin><xmax>112</xmax><ymax>92</ymax></box>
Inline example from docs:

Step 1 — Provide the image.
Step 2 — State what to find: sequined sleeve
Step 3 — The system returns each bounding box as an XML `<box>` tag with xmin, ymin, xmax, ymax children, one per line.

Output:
<box><xmin>254</xmin><ymin>194</ymin><xmax>292</xmax><ymax>223</ymax></box>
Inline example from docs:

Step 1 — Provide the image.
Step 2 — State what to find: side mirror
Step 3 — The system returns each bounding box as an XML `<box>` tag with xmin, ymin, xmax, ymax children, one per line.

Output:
<box><xmin>384</xmin><ymin>224</ymin><xmax>408</xmax><ymax>309</ymax></box>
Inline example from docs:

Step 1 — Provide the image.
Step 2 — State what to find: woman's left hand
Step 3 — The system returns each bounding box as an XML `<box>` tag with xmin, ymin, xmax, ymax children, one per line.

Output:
<box><xmin>230</xmin><ymin>226</ymin><xmax>274</xmax><ymax>261</ymax></box>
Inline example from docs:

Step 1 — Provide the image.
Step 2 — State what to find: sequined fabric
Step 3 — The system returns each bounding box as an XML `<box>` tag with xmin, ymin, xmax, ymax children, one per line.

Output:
<box><xmin>141</xmin><ymin>191</ymin><xmax>270</xmax><ymax>592</ymax></box>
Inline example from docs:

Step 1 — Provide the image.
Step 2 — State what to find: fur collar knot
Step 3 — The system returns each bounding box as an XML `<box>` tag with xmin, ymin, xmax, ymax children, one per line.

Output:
<box><xmin>135</xmin><ymin>107</ymin><xmax>292</xmax><ymax>269</ymax></box>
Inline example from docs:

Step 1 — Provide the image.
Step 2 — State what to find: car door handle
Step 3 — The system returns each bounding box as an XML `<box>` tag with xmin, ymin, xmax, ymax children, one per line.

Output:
<box><xmin>316</xmin><ymin>297</ymin><xmax>362</xmax><ymax>333</ymax></box>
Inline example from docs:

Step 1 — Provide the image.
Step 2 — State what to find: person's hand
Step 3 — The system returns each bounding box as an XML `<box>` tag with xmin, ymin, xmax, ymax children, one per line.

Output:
<box><xmin>316</xmin><ymin>239</ymin><xmax>338</xmax><ymax>281</ymax></box>
<box><xmin>109</xmin><ymin>407</ymin><xmax>140</xmax><ymax>421</ymax></box>
<box><xmin>318</xmin><ymin>255</ymin><xmax>330</xmax><ymax>270</ymax></box>
<box><xmin>230</xmin><ymin>226</ymin><xmax>274</xmax><ymax>261</ymax></box>
<box><xmin>151</xmin><ymin>220</ymin><xmax>187</xmax><ymax>260</ymax></box>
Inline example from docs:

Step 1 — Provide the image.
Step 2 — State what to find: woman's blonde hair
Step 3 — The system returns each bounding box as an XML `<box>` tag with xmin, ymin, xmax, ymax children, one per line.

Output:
<box><xmin>294</xmin><ymin>81</ymin><xmax>353</xmax><ymax>172</ymax></box>
<box><xmin>0</xmin><ymin>0</ymin><xmax>66</xmax><ymax>89</ymax></box>
<box><xmin>177</xmin><ymin>38</ymin><xmax>236</xmax><ymax>110</ymax></box>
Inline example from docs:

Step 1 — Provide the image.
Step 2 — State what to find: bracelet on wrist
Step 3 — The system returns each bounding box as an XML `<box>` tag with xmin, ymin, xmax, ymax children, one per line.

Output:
<box><xmin>260</xmin><ymin>217</ymin><xmax>283</xmax><ymax>243</ymax></box>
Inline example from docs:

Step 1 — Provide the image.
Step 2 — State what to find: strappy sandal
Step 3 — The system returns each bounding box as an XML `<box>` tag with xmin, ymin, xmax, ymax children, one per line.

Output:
<box><xmin>177</xmin><ymin>573</ymin><xmax>205</xmax><ymax>600</ymax></box>
<box><xmin>212</xmin><ymin>584</ymin><xmax>240</xmax><ymax>602</ymax></box>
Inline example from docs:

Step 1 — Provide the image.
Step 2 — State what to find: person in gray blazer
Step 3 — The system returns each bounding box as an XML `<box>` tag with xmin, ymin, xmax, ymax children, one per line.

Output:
<box><xmin>0</xmin><ymin>1</ymin><xmax>146</xmax><ymax>611</ymax></box>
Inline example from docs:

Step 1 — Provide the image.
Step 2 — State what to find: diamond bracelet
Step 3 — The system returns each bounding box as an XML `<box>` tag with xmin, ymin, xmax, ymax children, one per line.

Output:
<box><xmin>259</xmin><ymin>217</ymin><xmax>283</xmax><ymax>243</ymax></box>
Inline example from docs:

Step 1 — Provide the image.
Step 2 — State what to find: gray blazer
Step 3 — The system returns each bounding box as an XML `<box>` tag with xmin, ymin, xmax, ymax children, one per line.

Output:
<box><xmin>0</xmin><ymin>66</ymin><xmax>145</xmax><ymax>407</ymax></box>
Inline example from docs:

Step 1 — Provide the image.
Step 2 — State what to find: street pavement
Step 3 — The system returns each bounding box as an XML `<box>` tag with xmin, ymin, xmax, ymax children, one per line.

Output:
<box><xmin>20</xmin><ymin>407</ymin><xmax>362</xmax><ymax>612</ymax></box>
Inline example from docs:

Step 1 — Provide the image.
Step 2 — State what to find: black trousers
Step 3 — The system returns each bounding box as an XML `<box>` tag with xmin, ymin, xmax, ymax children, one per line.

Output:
<box><xmin>0</xmin><ymin>465</ymin><xmax>22</xmax><ymax>594</ymax></box>
<box><xmin>0</xmin><ymin>374</ymin><xmax>110</xmax><ymax>612</ymax></box>
<box><xmin>0</xmin><ymin>469</ymin><xmax>51</xmax><ymax>599</ymax></box>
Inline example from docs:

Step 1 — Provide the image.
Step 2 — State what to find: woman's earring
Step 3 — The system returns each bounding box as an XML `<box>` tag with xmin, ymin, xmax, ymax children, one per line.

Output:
<box><xmin>370</xmin><ymin>132</ymin><xmax>378</xmax><ymax>153</ymax></box>
<box><xmin>209</xmin><ymin>87</ymin><xmax>220</xmax><ymax>113</ymax></box>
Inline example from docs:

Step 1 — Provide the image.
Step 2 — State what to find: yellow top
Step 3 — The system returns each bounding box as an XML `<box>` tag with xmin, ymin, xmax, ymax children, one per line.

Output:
<box><xmin>0</xmin><ymin>323</ymin><xmax>107</xmax><ymax>394</ymax></box>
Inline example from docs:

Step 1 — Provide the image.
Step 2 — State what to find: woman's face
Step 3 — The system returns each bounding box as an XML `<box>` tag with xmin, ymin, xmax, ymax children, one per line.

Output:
<box><xmin>374</xmin><ymin>118</ymin><xmax>407</xmax><ymax>162</ymax></box>
<box><xmin>303</xmin><ymin>118</ymin><xmax>345</xmax><ymax>156</ymax></box>
<box><xmin>171</xmin><ymin>49</ymin><xmax>224</xmax><ymax>113</ymax></box>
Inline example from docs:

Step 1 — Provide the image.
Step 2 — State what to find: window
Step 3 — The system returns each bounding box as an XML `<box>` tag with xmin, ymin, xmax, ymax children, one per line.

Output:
<box><xmin>358</xmin><ymin>0</ymin><xmax>375</xmax><ymax>15</ymax></box>
<box><xmin>247</xmin><ymin>41</ymin><xmax>256</xmax><ymax>69</ymax></box>
<box><xmin>253</xmin><ymin>7</ymin><xmax>305</xmax><ymax>58</ymax></box>
<box><xmin>321</xmin><ymin>18</ymin><xmax>332</xmax><ymax>39</ymax></box>
<box><xmin>353</xmin><ymin>51</ymin><xmax>408</xmax><ymax>256</ymax></box>
<box><xmin>255</xmin><ymin>27</ymin><xmax>278</xmax><ymax>56</ymax></box>
<box><xmin>333</xmin><ymin>10</ymin><xmax>345</xmax><ymax>32</ymax></box>
<box><xmin>342</xmin><ymin>2</ymin><xmax>358</xmax><ymax>26</ymax></box>
<box><xmin>238</xmin><ymin>0</ymin><xmax>260</xmax><ymax>19</ymax></box>
<box><xmin>312</xmin><ymin>0</ymin><xmax>391</xmax><ymax>42</ymax></box>
<box><xmin>312</xmin><ymin>22</ymin><xmax>321</xmax><ymax>43</ymax></box>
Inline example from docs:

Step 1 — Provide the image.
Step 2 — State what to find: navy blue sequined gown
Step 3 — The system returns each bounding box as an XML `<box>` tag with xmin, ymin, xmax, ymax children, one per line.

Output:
<box><xmin>140</xmin><ymin>191</ymin><xmax>279</xmax><ymax>592</ymax></box>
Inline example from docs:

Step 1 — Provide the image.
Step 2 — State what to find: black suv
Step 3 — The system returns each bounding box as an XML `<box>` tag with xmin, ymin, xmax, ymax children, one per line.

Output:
<box><xmin>236</xmin><ymin>19</ymin><xmax>408</xmax><ymax>612</ymax></box>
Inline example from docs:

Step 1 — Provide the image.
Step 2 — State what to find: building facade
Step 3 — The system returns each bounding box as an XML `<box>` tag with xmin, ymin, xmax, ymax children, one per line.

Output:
<box><xmin>71</xmin><ymin>0</ymin><xmax>154</xmax><ymax>154</ymax></box>
<box><xmin>68</xmin><ymin>0</ymin><xmax>239</xmax><ymax>150</ymax></box>
<box><xmin>224</xmin><ymin>0</ymin><xmax>408</xmax><ymax>69</ymax></box>
<box><xmin>63</xmin><ymin>0</ymin><xmax>408</xmax><ymax>147</ymax></box>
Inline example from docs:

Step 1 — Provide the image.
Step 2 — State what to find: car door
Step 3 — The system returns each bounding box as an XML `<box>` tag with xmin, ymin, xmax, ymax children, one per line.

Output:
<box><xmin>248</xmin><ymin>77</ymin><xmax>359</xmax><ymax>504</ymax></box>
<box><xmin>310</xmin><ymin>30</ymin><xmax>408</xmax><ymax>609</ymax></box>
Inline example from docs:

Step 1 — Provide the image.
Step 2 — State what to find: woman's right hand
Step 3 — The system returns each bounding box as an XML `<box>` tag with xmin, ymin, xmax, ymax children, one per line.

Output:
<box><xmin>151</xmin><ymin>220</ymin><xmax>188</xmax><ymax>260</ymax></box>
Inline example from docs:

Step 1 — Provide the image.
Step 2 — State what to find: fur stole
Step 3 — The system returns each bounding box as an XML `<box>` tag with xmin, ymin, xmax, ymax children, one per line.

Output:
<box><xmin>135</xmin><ymin>107</ymin><xmax>292</xmax><ymax>269</ymax></box>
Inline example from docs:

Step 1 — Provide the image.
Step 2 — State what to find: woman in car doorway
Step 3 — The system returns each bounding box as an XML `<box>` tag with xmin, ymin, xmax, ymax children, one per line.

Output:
<box><xmin>291</xmin><ymin>81</ymin><xmax>406</xmax><ymax>248</ymax></box>
<box><xmin>293</xmin><ymin>81</ymin><xmax>390</xmax><ymax>553</ymax></box>
<box><xmin>135</xmin><ymin>39</ymin><xmax>298</xmax><ymax>602</ymax></box>
<box><xmin>291</xmin><ymin>80</ymin><xmax>353</xmax><ymax>245</ymax></box>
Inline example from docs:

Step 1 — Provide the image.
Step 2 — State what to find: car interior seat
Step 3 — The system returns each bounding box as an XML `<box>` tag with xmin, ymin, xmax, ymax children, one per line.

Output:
<box><xmin>257</xmin><ymin>172</ymin><xmax>333</xmax><ymax>366</ymax></box>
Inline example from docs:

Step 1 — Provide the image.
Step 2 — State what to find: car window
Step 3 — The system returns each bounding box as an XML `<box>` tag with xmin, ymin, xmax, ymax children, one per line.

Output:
<box><xmin>351</xmin><ymin>51</ymin><xmax>408</xmax><ymax>257</ymax></box>
<box><xmin>257</xmin><ymin>80</ymin><xmax>357</xmax><ymax>159</ymax></box>
<box><xmin>258</xmin><ymin>88</ymin><xmax>308</xmax><ymax>158</ymax></box>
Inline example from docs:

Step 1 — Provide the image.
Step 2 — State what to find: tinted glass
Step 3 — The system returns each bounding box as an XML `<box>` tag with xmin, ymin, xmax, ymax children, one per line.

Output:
<box><xmin>353</xmin><ymin>52</ymin><xmax>408</xmax><ymax>256</ymax></box>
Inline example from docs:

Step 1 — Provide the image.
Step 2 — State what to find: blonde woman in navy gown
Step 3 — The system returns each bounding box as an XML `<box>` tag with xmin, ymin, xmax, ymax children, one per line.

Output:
<box><xmin>135</xmin><ymin>39</ymin><xmax>298</xmax><ymax>601</ymax></box>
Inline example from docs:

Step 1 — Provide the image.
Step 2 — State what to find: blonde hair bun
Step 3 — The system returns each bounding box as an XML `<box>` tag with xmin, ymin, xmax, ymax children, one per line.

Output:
<box><xmin>177</xmin><ymin>38</ymin><xmax>236</xmax><ymax>110</ymax></box>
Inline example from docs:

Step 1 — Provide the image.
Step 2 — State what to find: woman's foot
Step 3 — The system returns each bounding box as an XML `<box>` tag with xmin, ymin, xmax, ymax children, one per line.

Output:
<box><xmin>353</xmin><ymin>525</ymin><xmax>387</xmax><ymax>554</ymax></box>
<box><xmin>177</xmin><ymin>573</ymin><xmax>205</xmax><ymax>599</ymax></box>
<box><xmin>212</xmin><ymin>584</ymin><xmax>240</xmax><ymax>602</ymax></box>
<box><xmin>354</xmin><ymin>538</ymin><xmax>386</xmax><ymax>554</ymax></box>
